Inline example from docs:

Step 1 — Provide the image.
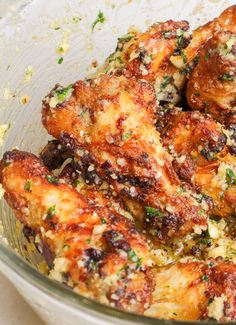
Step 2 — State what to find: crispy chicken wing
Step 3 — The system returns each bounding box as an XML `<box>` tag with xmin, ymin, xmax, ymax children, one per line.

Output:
<box><xmin>148</xmin><ymin>260</ymin><xmax>236</xmax><ymax>322</ymax></box>
<box><xmin>101</xmin><ymin>20</ymin><xmax>191</xmax><ymax>106</ymax></box>
<box><xmin>171</xmin><ymin>5</ymin><xmax>236</xmax><ymax>68</ymax></box>
<box><xmin>0</xmin><ymin>150</ymin><xmax>153</xmax><ymax>313</ymax></box>
<box><xmin>161</xmin><ymin>110</ymin><xmax>236</xmax><ymax>218</ymax></box>
<box><xmin>42</xmin><ymin>75</ymin><xmax>208</xmax><ymax>239</ymax></box>
<box><xmin>187</xmin><ymin>31</ymin><xmax>236</xmax><ymax>124</ymax></box>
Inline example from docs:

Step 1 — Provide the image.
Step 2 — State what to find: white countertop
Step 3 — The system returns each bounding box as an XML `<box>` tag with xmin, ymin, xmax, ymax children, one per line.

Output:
<box><xmin>0</xmin><ymin>271</ymin><xmax>45</xmax><ymax>325</ymax></box>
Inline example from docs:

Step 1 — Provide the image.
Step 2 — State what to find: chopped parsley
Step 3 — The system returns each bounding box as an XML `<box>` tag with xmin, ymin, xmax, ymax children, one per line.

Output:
<box><xmin>177</xmin><ymin>30</ymin><xmax>184</xmax><ymax>49</ymax></box>
<box><xmin>204</xmin><ymin>51</ymin><xmax>211</xmax><ymax>61</ymax></box>
<box><xmin>194</xmin><ymin>92</ymin><xmax>200</xmax><ymax>97</ymax></box>
<box><xmin>129</xmin><ymin>249</ymin><xmax>139</xmax><ymax>263</ymax></box>
<box><xmin>100</xmin><ymin>218</ymin><xmax>107</xmax><ymax>224</ymax></box>
<box><xmin>145</xmin><ymin>206</ymin><xmax>163</xmax><ymax>217</ymax></box>
<box><xmin>54</xmin><ymin>27</ymin><xmax>60</xmax><ymax>31</ymax></box>
<box><xmin>160</xmin><ymin>75</ymin><xmax>171</xmax><ymax>89</ymax></box>
<box><xmin>198</xmin><ymin>209</ymin><xmax>204</xmax><ymax>215</ymax></box>
<box><xmin>201</xmin><ymin>275</ymin><xmax>209</xmax><ymax>281</ymax></box>
<box><xmin>118</xmin><ymin>34</ymin><xmax>134</xmax><ymax>43</ymax></box>
<box><xmin>24</xmin><ymin>180</ymin><xmax>31</xmax><ymax>192</ymax></box>
<box><xmin>226</xmin><ymin>168</ymin><xmax>236</xmax><ymax>185</ymax></box>
<box><xmin>136</xmin><ymin>258</ymin><xmax>142</xmax><ymax>269</ymax></box>
<box><xmin>91</xmin><ymin>11</ymin><xmax>105</xmax><ymax>31</ymax></box>
<box><xmin>58</xmin><ymin>57</ymin><xmax>64</xmax><ymax>64</ymax></box>
<box><xmin>122</xmin><ymin>132</ymin><xmax>132</xmax><ymax>141</ymax></box>
<box><xmin>46</xmin><ymin>175</ymin><xmax>58</xmax><ymax>184</ymax></box>
<box><xmin>73</xmin><ymin>179</ymin><xmax>81</xmax><ymax>188</ymax></box>
<box><xmin>46</xmin><ymin>205</ymin><xmax>56</xmax><ymax>219</ymax></box>
<box><xmin>51</xmin><ymin>84</ymin><xmax>73</xmax><ymax>106</ymax></box>
<box><xmin>181</xmin><ymin>49</ymin><xmax>187</xmax><ymax>64</ymax></box>
<box><xmin>220</xmin><ymin>73</ymin><xmax>234</xmax><ymax>81</ymax></box>
<box><xmin>86</xmin><ymin>239</ymin><xmax>91</xmax><ymax>244</ymax></box>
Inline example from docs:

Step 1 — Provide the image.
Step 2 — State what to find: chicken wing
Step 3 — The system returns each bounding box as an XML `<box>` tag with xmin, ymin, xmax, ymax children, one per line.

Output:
<box><xmin>0</xmin><ymin>150</ymin><xmax>153</xmax><ymax>313</ymax></box>
<box><xmin>161</xmin><ymin>110</ymin><xmax>236</xmax><ymax>218</ymax></box>
<box><xmin>147</xmin><ymin>260</ymin><xmax>236</xmax><ymax>322</ymax></box>
<box><xmin>42</xmin><ymin>75</ymin><xmax>209</xmax><ymax>239</ymax></box>
<box><xmin>101</xmin><ymin>20</ymin><xmax>191</xmax><ymax>106</ymax></box>
<box><xmin>187</xmin><ymin>31</ymin><xmax>236</xmax><ymax>124</ymax></box>
<box><xmin>171</xmin><ymin>5</ymin><xmax>236</xmax><ymax>69</ymax></box>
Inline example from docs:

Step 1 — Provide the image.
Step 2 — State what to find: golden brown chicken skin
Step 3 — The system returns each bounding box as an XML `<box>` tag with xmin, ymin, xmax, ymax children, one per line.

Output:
<box><xmin>187</xmin><ymin>31</ymin><xmax>236</xmax><ymax>124</ymax></box>
<box><xmin>42</xmin><ymin>75</ymin><xmax>209</xmax><ymax>239</ymax></box>
<box><xmin>102</xmin><ymin>20</ymin><xmax>191</xmax><ymax>105</ymax></box>
<box><xmin>161</xmin><ymin>110</ymin><xmax>236</xmax><ymax>218</ymax></box>
<box><xmin>148</xmin><ymin>260</ymin><xmax>236</xmax><ymax>322</ymax></box>
<box><xmin>171</xmin><ymin>5</ymin><xmax>236</xmax><ymax>68</ymax></box>
<box><xmin>0</xmin><ymin>150</ymin><xmax>153</xmax><ymax>313</ymax></box>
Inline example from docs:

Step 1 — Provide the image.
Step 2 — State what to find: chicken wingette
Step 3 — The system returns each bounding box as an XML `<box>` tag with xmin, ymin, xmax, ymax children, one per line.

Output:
<box><xmin>42</xmin><ymin>75</ymin><xmax>209</xmax><ymax>239</ymax></box>
<box><xmin>147</xmin><ymin>260</ymin><xmax>236</xmax><ymax>322</ymax></box>
<box><xmin>161</xmin><ymin>110</ymin><xmax>236</xmax><ymax>218</ymax></box>
<box><xmin>0</xmin><ymin>150</ymin><xmax>153</xmax><ymax>313</ymax></box>
<box><xmin>102</xmin><ymin>20</ymin><xmax>191</xmax><ymax>106</ymax></box>
<box><xmin>187</xmin><ymin>31</ymin><xmax>236</xmax><ymax>125</ymax></box>
<box><xmin>171</xmin><ymin>5</ymin><xmax>236</xmax><ymax>69</ymax></box>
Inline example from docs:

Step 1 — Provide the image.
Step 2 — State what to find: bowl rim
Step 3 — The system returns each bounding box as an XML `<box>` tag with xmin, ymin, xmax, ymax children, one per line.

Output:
<box><xmin>0</xmin><ymin>1</ymin><xmax>234</xmax><ymax>324</ymax></box>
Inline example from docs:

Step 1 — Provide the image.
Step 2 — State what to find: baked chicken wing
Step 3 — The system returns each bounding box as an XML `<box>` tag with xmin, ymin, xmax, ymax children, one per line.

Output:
<box><xmin>101</xmin><ymin>20</ymin><xmax>191</xmax><ymax>106</ymax></box>
<box><xmin>148</xmin><ymin>260</ymin><xmax>236</xmax><ymax>322</ymax></box>
<box><xmin>161</xmin><ymin>110</ymin><xmax>236</xmax><ymax>218</ymax></box>
<box><xmin>0</xmin><ymin>150</ymin><xmax>153</xmax><ymax>313</ymax></box>
<box><xmin>171</xmin><ymin>5</ymin><xmax>236</xmax><ymax>68</ymax></box>
<box><xmin>187</xmin><ymin>31</ymin><xmax>236</xmax><ymax>124</ymax></box>
<box><xmin>42</xmin><ymin>75</ymin><xmax>209</xmax><ymax>239</ymax></box>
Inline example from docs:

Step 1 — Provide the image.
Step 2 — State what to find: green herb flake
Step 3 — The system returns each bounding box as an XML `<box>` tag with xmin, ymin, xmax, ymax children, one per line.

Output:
<box><xmin>198</xmin><ymin>209</ymin><xmax>204</xmax><ymax>215</ymax></box>
<box><xmin>204</xmin><ymin>51</ymin><xmax>211</xmax><ymax>61</ymax></box>
<box><xmin>136</xmin><ymin>258</ymin><xmax>142</xmax><ymax>269</ymax></box>
<box><xmin>194</xmin><ymin>92</ymin><xmax>200</xmax><ymax>97</ymax></box>
<box><xmin>160</xmin><ymin>76</ymin><xmax>171</xmax><ymax>89</ymax></box>
<box><xmin>118</xmin><ymin>34</ymin><xmax>134</xmax><ymax>43</ymax></box>
<box><xmin>177</xmin><ymin>30</ymin><xmax>184</xmax><ymax>49</ymax></box>
<box><xmin>201</xmin><ymin>275</ymin><xmax>209</xmax><ymax>281</ymax></box>
<box><xmin>46</xmin><ymin>204</ymin><xmax>56</xmax><ymax>219</ymax></box>
<box><xmin>54</xmin><ymin>27</ymin><xmax>60</xmax><ymax>30</ymax></box>
<box><xmin>86</xmin><ymin>239</ymin><xmax>91</xmax><ymax>244</ymax></box>
<box><xmin>51</xmin><ymin>84</ymin><xmax>73</xmax><ymax>106</ymax></box>
<box><xmin>181</xmin><ymin>49</ymin><xmax>187</xmax><ymax>64</ymax></box>
<box><xmin>129</xmin><ymin>249</ymin><xmax>139</xmax><ymax>263</ymax></box>
<box><xmin>24</xmin><ymin>180</ymin><xmax>31</xmax><ymax>192</ymax></box>
<box><xmin>91</xmin><ymin>10</ymin><xmax>105</xmax><ymax>31</ymax></box>
<box><xmin>100</xmin><ymin>218</ymin><xmax>107</xmax><ymax>224</ymax></box>
<box><xmin>145</xmin><ymin>206</ymin><xmax>163</xmax><ymax>217</ymax></box>
<box><xmin>122</xmin><ymin>132</ymin><xmax>132</xmax><ymax>141</ymax></box>
<box><xmin>226</xmin><ymin>168</ymin><xmax>236</xmax><ymax>185</ymax></box>
<box><xmin>46</xmin><ymin>175</ymin><xmax>58</xmax><ymax>184</ymax></box>
<box><xmin>58</xmin><ymin>57</ymin><xmax>64</xmax><ymax>64</ymax></box>
<box><xmin>220</xmin><ymin>73</ymin><xmax>234</xmax><ymax>81</ymax></box>
<box><xmin>73</xmin><ymin>179</ymin><xmax>81</xmax><ymax>188</ymax></box>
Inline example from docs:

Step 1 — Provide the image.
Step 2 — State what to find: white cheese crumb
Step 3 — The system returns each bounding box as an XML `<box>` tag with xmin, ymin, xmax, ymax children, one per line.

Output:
<box><xmin>23</xmin><ymin>65</ymin><xmax>35</xmax><ymax>83</ymax></box>
<box><xmin>207</xmin><ymin>295</ymin><xmax>227</xmax><ymax>321</ymax></box>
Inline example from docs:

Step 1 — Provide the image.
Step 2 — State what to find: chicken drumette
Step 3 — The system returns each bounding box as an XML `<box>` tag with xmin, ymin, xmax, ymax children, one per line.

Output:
<box><xmin>42</xmin><ymin>75</ymin><xmax>209</xmax><ymax>239</ymax></box>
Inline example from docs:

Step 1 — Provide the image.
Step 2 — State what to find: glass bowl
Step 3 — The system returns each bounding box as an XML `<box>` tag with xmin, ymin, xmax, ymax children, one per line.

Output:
<box><xmin>0</xmin><ymin>0</ymin><xmax>235</xmax><ymax>324</ymax></box>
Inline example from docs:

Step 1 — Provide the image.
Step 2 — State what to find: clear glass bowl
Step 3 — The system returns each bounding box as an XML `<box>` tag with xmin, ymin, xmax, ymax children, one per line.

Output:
<box><xmin>0</xmin><ymin>0</ymin><xmax>235</xmax><ymax>324</ymax></box>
